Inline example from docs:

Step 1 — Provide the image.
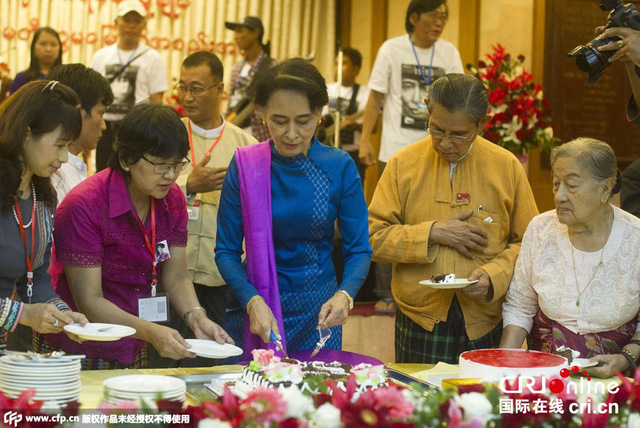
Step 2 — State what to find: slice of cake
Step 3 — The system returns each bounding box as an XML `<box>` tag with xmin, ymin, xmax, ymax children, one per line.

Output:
<box><xmin>432</xmin><ymin>273</ymin><xmax>455</xmax><ymax>283</ymax></box>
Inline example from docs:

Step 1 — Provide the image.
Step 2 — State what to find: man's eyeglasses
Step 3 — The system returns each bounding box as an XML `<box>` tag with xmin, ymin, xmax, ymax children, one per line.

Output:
<box><xmin>427</xmin><ymin>12</ymin><xmax>448</xmax><ymax>22</ymax></box>
<box><xmin>427</xmin><ymin>127</ymin><xmax>476</xmax><ymax>145</ymax></box>
<box><xmin>174</xmin><ymin>82</ymin><xmax>220</xmax><ymax>96</ymax></box>
<box><xmin>141</xmin><ymin>155</ymin><xmax>190</xmax><ymax>174</ymax></box>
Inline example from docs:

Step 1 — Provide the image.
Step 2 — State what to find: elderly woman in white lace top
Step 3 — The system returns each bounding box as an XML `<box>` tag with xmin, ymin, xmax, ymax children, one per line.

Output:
<box><xmin>501</xmin><ymin>137</ymin><xmax>640</xmax><ymax>378</ymax></box>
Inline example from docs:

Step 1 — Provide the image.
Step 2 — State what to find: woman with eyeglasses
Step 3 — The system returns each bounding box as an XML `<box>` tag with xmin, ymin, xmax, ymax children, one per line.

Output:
<box><xmin>39</xmin><ymin>103</ymin><xmax>234</xmax><ymax>369</ymax></box>
<box><xmin>0</xmin><ymin>80</ymin><xmax>88</xmax><ymax>348</ymax></box>
<box><xmin>368</xmin><ymin>73</ymin><xmax>538</xmax><ymax>364</ymax></box>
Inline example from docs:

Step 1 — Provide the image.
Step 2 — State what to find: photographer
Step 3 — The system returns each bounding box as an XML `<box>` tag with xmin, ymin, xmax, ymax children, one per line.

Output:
<box><xmin>597</xmin><ymin>27</ymin><xmax>640</xmax><ymax>124</ymax></box>
<box><xmin>597</xmin><ymin>27</ymin><xmax>640</xmax><ymax>218</ymax></box>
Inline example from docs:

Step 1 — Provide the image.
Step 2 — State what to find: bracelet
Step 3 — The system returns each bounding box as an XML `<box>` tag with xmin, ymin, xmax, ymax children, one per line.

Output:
<box><xmin>183</xmin><ymin>306</ymin><xmax>206</xmax><ymax>323</ymax></box>
<box><xmin>621</xmin><ymin>349</ymin><xmax>638</xmax><ymax>372</ymax></box>
<box><xmin>10</xmin><ymin>303</ymin><xmax>23</xmax><ymax>332</ymax></box>
<box><xmin>245</xmin><ymin>295</ymin><xmax>264</xmax><ymax>312</ymax></box>
<box><xmin>336</xmin><ymin>290</ymin><xmax>354</xmax><ymax>311</ymax></box>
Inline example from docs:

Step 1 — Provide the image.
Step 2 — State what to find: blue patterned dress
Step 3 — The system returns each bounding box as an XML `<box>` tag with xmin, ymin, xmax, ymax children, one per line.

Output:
<box><xmin>216</xmin><ymin>139</ymin><xmax>371</xmax><ymax>353</ymax></box>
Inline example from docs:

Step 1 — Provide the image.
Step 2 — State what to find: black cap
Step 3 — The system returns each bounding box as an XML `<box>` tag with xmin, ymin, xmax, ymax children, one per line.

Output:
<box><xmin>225</xmin><ymin>16</ymin><xmax>264</xmax><ymax>39</ymax></box>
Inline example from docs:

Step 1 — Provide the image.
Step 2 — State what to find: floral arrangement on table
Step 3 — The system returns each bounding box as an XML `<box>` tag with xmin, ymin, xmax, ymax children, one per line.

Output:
<box><xmin>468</xmin><ymin>43</ymin><xmax>560</xmax><ymax>157</ymax></box>
<box><xmin>8</xmin><ymin>368</ymin><xmax>640</xmax><ymax>427</ymax></box>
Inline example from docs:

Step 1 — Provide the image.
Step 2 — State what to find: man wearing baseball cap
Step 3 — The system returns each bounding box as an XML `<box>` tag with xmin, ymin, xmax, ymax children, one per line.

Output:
<box><xmin>91</xmin><ymin>0</ymin><xmax>168</xmax><ymax>171</ymax></box>
<box><xmin>224</xmin><ymin>16</ymin><xmax>273</xmax><ymax>142</ymax></box>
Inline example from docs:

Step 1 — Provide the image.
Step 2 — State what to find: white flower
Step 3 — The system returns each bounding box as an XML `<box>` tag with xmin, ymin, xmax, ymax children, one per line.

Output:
<box><xmin>536</xmin><ymin>90</ymin><xmax>544</xmax><ymax>100</ymax></box>
<box><xmin>198</xmin><ymin>419</ymin><xmax>233</xmax><ymax>428</ymax></box>
<box><xmin>281</xmin><ymin>385</ymin><xmax>314</xmax><ymax>419</ymax></box>
<box><xmin>543</xmin><ymin>126</ymin><xmax>554</xmax><ymax>140</ymax></box>
<box><xmin>627</xmin><ymin>412</ymin><xmax>640</xmax><ymax>428</ymax></box>
<box><xmin>455</xmin><ymin>392</ymin><xmax>493</xmax><ymax>420</ymax></box>
<box><xmin>501</xmin><ymin>116</ymin><xmax>523</xmax><ymax>144</ymax></box>
<box><xmin>309</xmin><ymin>402</ymin><xmax>342</xmax><ymax>428</ymax></box>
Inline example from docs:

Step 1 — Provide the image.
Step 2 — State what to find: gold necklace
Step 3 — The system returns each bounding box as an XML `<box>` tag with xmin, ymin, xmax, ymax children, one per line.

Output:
<box><xmin>570</xmin><ymin>208</ymin><xmax>613</xmax><ymax>307</ymax></box>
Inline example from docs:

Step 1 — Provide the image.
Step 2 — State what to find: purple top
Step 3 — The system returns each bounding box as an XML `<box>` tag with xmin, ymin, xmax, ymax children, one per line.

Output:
<box><xmin>44</xmin><ymin>169</ymin><xmax>188</xmax><ymax>365</ymax></box>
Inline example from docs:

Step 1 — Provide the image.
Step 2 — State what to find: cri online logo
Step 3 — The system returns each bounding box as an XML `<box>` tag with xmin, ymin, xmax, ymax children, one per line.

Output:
<box><xmin>499</xmin><ymin>365</ymin><xmax>620</xmax><ymax>396</ymax></box>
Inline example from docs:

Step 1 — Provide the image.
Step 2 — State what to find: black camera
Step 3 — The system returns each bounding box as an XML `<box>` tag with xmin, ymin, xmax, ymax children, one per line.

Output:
<box><xmin>568</xmin><ymin>0</ymin><xmax>640</xmax><ymax>83</ymax></box>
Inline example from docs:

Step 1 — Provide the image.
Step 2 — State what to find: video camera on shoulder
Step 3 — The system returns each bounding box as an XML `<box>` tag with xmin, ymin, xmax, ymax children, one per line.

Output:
<box><xmin>568</xmin><ymin>0</ymin><xmax>640</xmax><ymax>83</ymax></box>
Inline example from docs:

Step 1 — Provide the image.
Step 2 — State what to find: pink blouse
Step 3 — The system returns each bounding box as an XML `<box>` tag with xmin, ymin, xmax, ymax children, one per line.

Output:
<box><xmin>44</xmin><ymin>169</ymin><xmax>188</xmax><ymax>365</ymax></box>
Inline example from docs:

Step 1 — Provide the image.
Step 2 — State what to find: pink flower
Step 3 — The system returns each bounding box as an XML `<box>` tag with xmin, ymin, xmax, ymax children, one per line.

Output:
<box><xmin>252</xmin><ymin>348</ymin><xmax>277</xmax><ymax>366</ymax></box>
<box><xmin>446</xmin><ymin>399</ymin><xmax>463</xmax><ymax>426</ymax></box>
<box><xmin>240</xmin><ymin>387</ymin><xmax>287</xmax><ymax>425</ymax></box>
<box><xmin>368</xmin><ymin>387</ymin><xmax>414</xmax><ymax>419</ymax></box>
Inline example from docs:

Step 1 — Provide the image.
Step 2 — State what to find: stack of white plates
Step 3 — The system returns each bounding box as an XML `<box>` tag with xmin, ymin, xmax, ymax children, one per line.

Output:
<box><xmin>103</xmin><ymin>375</ymin><xmax>186</xmax><ymax>404</ymax></box>
<box><xmin>0</xmin><ymin>354</ymin><xmax>82</xmax><ymax>405</ymax></box>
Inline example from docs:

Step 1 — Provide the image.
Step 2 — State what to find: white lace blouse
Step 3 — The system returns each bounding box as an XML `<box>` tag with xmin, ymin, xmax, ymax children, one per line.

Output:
<box><xmin>503</xmin><ymin>206</ymin><xmax>640</xmax><ymax>335</ymax></box>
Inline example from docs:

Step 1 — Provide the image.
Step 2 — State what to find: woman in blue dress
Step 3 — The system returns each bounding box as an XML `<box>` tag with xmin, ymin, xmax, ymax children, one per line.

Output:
<box><xmin>215</xmin><ymin>58</ymin><xmax>371</xmax><ymax>355</ymax></box>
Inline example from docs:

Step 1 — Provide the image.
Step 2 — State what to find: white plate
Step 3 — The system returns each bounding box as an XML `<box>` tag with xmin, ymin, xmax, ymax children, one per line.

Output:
<box><xmin>185</xmin><ymin>339</ymin><xmax>243</xmax><ymax>359</ymax></box>
<box><xmin>105</xmin><ymin>387</ymin><xmax>185</xmax><ymax>398</ymax></box>
<box><xmin>0</xmin><ymin>356</ymin><xmax>81</xmax><ymax>366</ymax></box>
<box><xmin>569</xmin><ymin>358</ymin><xmax>599</xmax><ymax>369</ymax></box>
<box><xmin>419</xmin><ymin>279</ymin><xmax>479</xmax><ymax>289</ymax></box>
<box><xmin>0</xmin><ymin>365</ymin><xmax>80</xmax><ymax>374</ymax></box>
<box><xmin>64</xmin><ymin>323</ymin><xmax>136</xmax><ymax>341</ymax></box>
<box><xmin>103</xmin><ymin>375</ymin><xmax>185</xmax><ymax>394</ymax></box>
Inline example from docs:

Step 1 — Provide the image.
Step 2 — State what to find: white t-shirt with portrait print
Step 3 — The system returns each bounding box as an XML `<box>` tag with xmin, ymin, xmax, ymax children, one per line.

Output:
<box><xmin>91</xmin><ymin>42</ymin><xmax>168</xmax><ymax>122</ymax></box>
<box><xmin>368</xmin><ymin>35</ymin><xmax>463</xmax><ymax>162</ymax></box>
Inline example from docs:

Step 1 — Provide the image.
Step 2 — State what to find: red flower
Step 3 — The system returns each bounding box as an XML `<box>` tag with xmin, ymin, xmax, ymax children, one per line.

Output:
<box><xmin>457</xmin><ymin>384</ymin><xmax>486</xmax><ymax>394</ymax></box>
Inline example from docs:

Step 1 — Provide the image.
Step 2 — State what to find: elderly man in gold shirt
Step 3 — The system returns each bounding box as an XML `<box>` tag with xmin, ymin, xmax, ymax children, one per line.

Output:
<box><xmin>369</xmin><ymin>73</ymin><xmax>538</xmax><ymax>363</ymax></box>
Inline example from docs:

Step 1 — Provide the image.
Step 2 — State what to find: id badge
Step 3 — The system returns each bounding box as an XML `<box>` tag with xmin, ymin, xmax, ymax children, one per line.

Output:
<box><xmin>138</xmin><ymin>294</ymin><xmax>169</xmax><ymax>322</ymax></box>
<box><xmin>187</xmin><ymin>197</ymin><xmax>201</xmax><ymax>221</ymax></box>
<box><xmin>155</xmin><ymin>239</ymin><xmax>171</xmax><ymax>263</ymax></box>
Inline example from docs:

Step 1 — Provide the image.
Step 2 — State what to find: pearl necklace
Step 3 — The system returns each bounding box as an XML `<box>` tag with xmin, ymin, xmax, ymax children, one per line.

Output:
<box><xmin>12</xmin><ymin>184</ymin><xmax>36</xmax><ymax>228</ymax></box>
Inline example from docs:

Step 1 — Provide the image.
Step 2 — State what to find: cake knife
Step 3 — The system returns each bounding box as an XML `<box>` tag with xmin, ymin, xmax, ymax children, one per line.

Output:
<box><xmin>270</xmin><ymin>331</ymin><xmax>288</xmax><ymax>358</ymax></box>
<box><xmin>310</xmin><ymin>325</ymin><xmax>332</xmax><ymax>359</ymax></box>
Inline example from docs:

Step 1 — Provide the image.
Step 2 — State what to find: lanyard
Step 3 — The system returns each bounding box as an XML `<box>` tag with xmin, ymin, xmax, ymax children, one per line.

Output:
<box><xmin>13</xmin><ymin>188</ymin><xmax>36</xmax><ymax>301</ymax></box>
<box><xmin>409</xmin><ymin>35</ymin><xmax>436</xmax><ymax>87</ymax></box>
<box><xmin>136</xmin><ymin>199</ymin><xmax>158</xmax><ymax>296</ymax></box>
<box><xmin>188</xmin><ymin>120</ymin><xmax>226</xmax><ymax>165</ymax></box>
<box><xmin>117</xmin><ymin>46</ymin><xmax>139</xmax><ymax>71</ymax></box>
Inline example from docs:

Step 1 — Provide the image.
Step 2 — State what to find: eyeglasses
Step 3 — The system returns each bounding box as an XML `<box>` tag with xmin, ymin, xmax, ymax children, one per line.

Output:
<box><xmin>140</xmin><ymin>155</ymin><xmax>190</xmax><ymax>174</ymax></box>
<box><xmin>174</xmin><ymin>82</ymin><xmax>220</xmax><ymax>96</ymax></box>
<box><xmin>426</xmin><ymin>11</ymin><xmax>448</xmax><ymax>22</ymax></box>
<box><xmin>427</xmin><ymin>127</ymin><xmax>476</xmax><ymax>145</ymax></box>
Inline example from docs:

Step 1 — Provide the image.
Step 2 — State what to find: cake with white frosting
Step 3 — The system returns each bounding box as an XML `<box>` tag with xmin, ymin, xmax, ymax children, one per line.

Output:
<box><xmin>459</xmin><ymin>349</ymin><xmax>567</xmax><ymax>382</ymax></box>
<box><xmin>222</xmin><ymin>349</ymin><xmax>385</xmax><ymax>397</ymax></box>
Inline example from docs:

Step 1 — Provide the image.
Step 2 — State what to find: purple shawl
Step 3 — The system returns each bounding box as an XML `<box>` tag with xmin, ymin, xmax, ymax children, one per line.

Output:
<box><xmin>235</xmin><ymin>141</ymin><xmax>287</xmax><ymax>358</ymax></box>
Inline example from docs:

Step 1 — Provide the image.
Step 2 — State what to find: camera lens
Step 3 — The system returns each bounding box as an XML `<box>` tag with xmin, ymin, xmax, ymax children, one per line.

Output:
<box><xmin>568</xmin><ymin>37</ymin><xmax>619</xmax><ymax>83</ymax></box>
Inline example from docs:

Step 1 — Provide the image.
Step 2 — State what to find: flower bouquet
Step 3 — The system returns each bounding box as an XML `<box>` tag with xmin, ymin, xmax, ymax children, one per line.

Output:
<box><xmin>469</xmin><ymin>44</ymin><xmax>559</xmax><ymax>156</ymax></box>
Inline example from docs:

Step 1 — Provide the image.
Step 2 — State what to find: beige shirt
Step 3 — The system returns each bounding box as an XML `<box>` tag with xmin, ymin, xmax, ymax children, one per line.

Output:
<box><xmin>369</xmin><ymin>136</ymin><xmax>538</xmax><ymax>340</ymax></box>
<box><xmin>503</xmin><ymin>206</ymin><xmax>640</xmax><ymax>335</ymax></box>
<box><xmin>176</xmin><ymin>117</ymin><xmax>257</xmax><ymax>287</ymax></box>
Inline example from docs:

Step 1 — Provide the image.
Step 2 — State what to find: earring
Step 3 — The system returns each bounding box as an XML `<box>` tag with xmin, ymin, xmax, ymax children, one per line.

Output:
<box><xmin>262</xmin><ymin>119</ymin><xmax>267</xmax><ymax>125</ymax></box>
<box><xmin>124</xmin><ymin>167</ymin><xmax>130</xmax><ymax>171</ymax></box>
<box><xmin>317</xmin><ymin>118</ymin><xmax>322</xmax><ymax>125</ymax></box>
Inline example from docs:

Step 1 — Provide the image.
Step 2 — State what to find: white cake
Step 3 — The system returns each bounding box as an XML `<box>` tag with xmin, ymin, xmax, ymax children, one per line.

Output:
<box><xmin>209</xmin><ymin>349</ymin><xmax>386</xmax><ymax>398</ymax></box>
<box><xmin>459</xmin><ymin>349</ymin><xmax>567</xmax><ymax>382</ymax></box>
